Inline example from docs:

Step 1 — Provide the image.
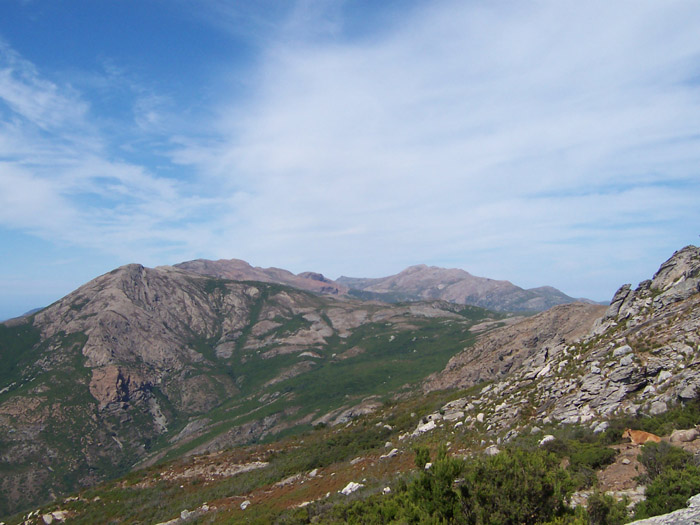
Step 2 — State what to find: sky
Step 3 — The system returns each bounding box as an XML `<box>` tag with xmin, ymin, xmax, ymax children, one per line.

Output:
<box><xmin>1</xmin><ymin>0</ymin><xmax>699</xmax><ymax>320</ymax></box>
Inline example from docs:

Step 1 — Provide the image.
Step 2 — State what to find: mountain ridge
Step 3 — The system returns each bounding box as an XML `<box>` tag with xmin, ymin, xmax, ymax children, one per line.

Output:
<box><xmin>175</xmin><ymin>257</ymin><xmax>592</xmax><ymax>312</ymax></box>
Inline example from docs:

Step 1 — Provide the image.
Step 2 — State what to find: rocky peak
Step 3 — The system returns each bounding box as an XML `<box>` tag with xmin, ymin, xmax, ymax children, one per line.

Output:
<box><xmin>297</xmin><ymin>272</ymin><xmax>331</xmax><ymax>283</ymax></box>
<box><xmin>339</xmin><ymin>263</ymin><xmax>586</xmax><ymax>312</ymax></box>
<box><xmin>602</xmin><ymin>245</ymin><xmax>700</xmax><ymax>325</ymax></box>
<box><xmin>651</xmin><ymin>245</ymin><xmax>700</xmax><ymax>292</ymax></box>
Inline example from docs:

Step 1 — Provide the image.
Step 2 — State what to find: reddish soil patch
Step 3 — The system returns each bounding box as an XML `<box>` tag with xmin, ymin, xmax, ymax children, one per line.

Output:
<box><xmin>597</xmin><ymin>443</ymin><xmax>644</xmax><ymax>492</ymax></box>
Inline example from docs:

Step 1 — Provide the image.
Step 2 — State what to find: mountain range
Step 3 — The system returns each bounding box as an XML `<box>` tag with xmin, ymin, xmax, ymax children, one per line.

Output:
<box><xmin>173</xmin><ymin>258</ymin><xmax>594</xmax><ymax>312</ymax></box>
<box><xmin>1</xmin><ymin>247</ymin><xmax>698</xmax><ymax>522</ymax></box>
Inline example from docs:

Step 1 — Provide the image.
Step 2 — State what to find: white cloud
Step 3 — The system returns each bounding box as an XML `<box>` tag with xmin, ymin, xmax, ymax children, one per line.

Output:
<box><xmin>0</xmin><ymin>41</ymin><xmax>89</xmax><ymax>131</ymax></box>
<box><xmin>0</xmin><ymin>43</ymin><xmax>222</xmax><ymax>264</ymax></box>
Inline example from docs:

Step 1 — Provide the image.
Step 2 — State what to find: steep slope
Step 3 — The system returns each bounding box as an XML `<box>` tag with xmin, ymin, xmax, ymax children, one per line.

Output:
<box><xmin>425</xmin><ymin>245</ymin><xmax>700</xmax><ymax>438</ymax></box>
<box><xmin>339</xmin><ymin>264</ymin><xmax>585</xmax><ymax>312</ymax></box>
<box><xmin>0</xmin><ymin>264</ymin><xmax>497</xmax><ymax>516</ymax></box>
<box><xmin>424</xmin><ymin>302</ymin><xmax>607</xmax><ymax>391</ymax></box>
<box><xmin>174</xmin><ymin>258</ymin><xmax>347</xmax><ymax>295</ymax></box>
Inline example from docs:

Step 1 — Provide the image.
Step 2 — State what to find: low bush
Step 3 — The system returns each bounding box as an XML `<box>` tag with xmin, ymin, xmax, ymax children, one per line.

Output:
<box><xmin>634</xmin><ymin>465</ymin><xmax>700</xmax><ymax>519</ymax></box>
<box><xmin>460</xmin><ymin>448</ymin><xmax>574</xmax><ymax>525</ymax></box>
<box><xmin>636</xmin><ymin>441</ymin><xmax>694</xmax><ymax>482</ymax></box>
<box><xmin>586</xmin><ymin>490</ymin><xmax>629</xmax><ymax>525</ymax></box>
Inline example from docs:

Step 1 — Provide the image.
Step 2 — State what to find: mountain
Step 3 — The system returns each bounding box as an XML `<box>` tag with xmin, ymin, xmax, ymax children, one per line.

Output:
<box><xmin>3</xmin><ymin>246</ymin><xmax>699</xmax><ymax>522</ymax></box>
<box><xmin>338</xmin><ymin>263</ymin><xmax>587</xmax><ymax>312</ymax></box>
<box><xmin>0</xmin><ymin>263</ymin><xmax>501</xmax><ymax>516</ymax></box>
<box><xmin>173</xmin><ymin>258</ymin><xmax>347</xmax><ymax>295</ymax></box>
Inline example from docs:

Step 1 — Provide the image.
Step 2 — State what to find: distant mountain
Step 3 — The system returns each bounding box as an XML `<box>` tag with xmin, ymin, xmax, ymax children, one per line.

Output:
<box><xmin>338</xmin><ymin>264</ymin><xmax>586</xmax><ymax>312</ymax></box>
<box><xmin>174</xmin><ymin>258</ymin><xmax>347</xmax><ymax>295</ymax></box>
<box><xmin>175</xmin><ymin>259</ymin><xmax>591</xmax><ymax>312</ymax></box>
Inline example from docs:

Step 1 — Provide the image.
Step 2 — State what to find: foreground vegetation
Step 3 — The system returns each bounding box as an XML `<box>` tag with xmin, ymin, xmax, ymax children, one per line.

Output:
<box><xmin>7</xmin><ymin>391</ymin><xmax>700</xmax><ymax>524</ymax></box>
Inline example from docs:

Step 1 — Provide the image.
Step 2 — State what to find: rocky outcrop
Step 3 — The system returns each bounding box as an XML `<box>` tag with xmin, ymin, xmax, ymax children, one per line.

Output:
<box><xmin>425</xmin><ymin>246</ymin><xmax>700</xmax><ymax>441</ymax></box>
<box><xmin>424</xmin><ymin>302</ymin><xmax>606</xmax><ymax>392</ymax></box>
<box><xmin>88</xmin><ymin>365</ymin><xmax>151</xmax><ymax>410</ymax></box>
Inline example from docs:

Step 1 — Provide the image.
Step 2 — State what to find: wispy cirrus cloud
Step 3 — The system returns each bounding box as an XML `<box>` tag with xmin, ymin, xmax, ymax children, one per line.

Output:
<box><xmin>0</xmin><ymin>41</ymin><xmax>89</xmax><ymax>131</ymax></box>
<box><xmin>0</xmin><ymin>39</ymin><xmax>220</xmax><ymax>264</ymax></box>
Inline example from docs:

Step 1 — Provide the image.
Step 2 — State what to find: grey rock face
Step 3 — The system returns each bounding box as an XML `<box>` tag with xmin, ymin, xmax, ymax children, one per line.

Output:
<box><xmin>605</xmin><ymin>284</ymin><xmax>632</xmax><ymax>320</ymax></box>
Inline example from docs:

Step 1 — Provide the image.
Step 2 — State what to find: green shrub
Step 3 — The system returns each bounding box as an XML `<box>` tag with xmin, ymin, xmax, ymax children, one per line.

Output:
<box><xmin>542</xmin><ymin>438</ymin><xmax>616</xmax><ymax>489</ymax></box>
<box><xmin>460</xmin><ymin>448</ymin><xmax>574</xmax><ymax>525</ymax></box>
<box><xmin>569</xmin><ymin>443</ymin><xmax>617</xmax><ymax>471</ymax></box>
<box><xmin>634</xmin><ymin>465</ymin><xmax>700</xmax><ymax>519</ymax></box>
<box><xmin>637</xmin><ymin>441</ymin><xmax>694</xmax><ymax>482</ymax></box>
<box><xmin>410</xmin><ymin>445</ymin><xmax>464</xmax><ymax>522</ymax></box>
<box><xmin>586</xmin><ymin>491</ymin><xmax>629</xmax><ymax>525</ymax></box>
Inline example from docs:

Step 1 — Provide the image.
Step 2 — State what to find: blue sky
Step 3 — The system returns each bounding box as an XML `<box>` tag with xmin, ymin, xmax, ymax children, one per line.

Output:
<box><xmin>1</xmin><ymin>0</ymin><xmax>699</xmax><ymax>320</ymax></box>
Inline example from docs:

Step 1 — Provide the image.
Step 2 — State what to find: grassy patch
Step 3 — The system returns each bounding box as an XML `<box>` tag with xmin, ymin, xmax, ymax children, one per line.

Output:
<box><xmin>0</xmin><ymin>321</ymin><xmax>41</xmax><ymax>390</ymax></box>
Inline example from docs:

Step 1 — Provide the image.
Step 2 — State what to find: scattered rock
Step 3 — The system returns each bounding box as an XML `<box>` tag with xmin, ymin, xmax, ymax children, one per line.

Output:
<box><xmin>340</xmin><ymin>482</ymin><xmax>364</xmax><ymax>495</ymax></box>
<box><xmin>539</xmin><ymin>435</ymin><xmax>555</xmax><ymax>447</ymax></box>
<box><xmin>670</xmin><ymin>428</ymin><xmax>700</xmax><ymax>443</ymax></box>
<box><xmin>593</xmin><ymin>421</ymin><xmax>609</xmax><ymax>434</ymax></box>
<box><xmin>412</xmin><ymin>420</ymin><xmax>436</xmax><ymax>436</ymax></box>
<box><xmin>613</xmin><ymin>345</ymin><xmax>633</xmax><ymax>357</ymax></box>
<box><xmin>649</xmin><ymin>401</ymin><xmax>668</xmax><ymax>416</ymax></box>
<box><xmin>380</xmin><ymin>448</ymin><xmax>399</xmax><ymax>459</ymax></box>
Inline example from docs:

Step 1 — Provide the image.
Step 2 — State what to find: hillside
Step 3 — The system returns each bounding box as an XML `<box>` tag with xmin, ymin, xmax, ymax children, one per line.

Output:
<box><xmin>0</xmin><ymin>264</ymin><xmax>502</xmax><ymax>516</ymax></box>
<box><xmin>425</xmin><ymin>245</ymin><xmax>700</xmax><ymax>432</ymax></box>
<box><xmin>2</xmin><ymin>246</ymin><xmax>699</xmax><ymax>523</ymax></box>
<box><xmin>338</xmin><ymin>264</ymin><xmax>589</xmax><ymax>312</ymax></box>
